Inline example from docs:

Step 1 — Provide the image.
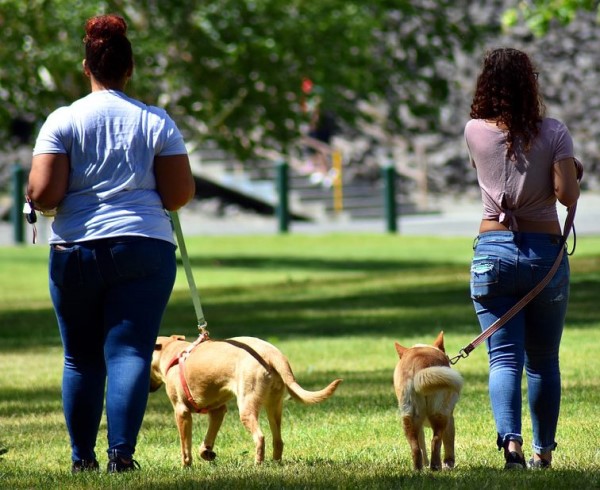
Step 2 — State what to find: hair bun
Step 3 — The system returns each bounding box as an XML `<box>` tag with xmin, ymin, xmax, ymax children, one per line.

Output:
<box><xmin>84</xmin><ymin>14</ymin><xmax>127</xmax><ymax>43</ymax></box>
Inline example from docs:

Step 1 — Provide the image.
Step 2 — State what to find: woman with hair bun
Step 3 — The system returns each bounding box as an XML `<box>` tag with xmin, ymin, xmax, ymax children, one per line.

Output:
<box><xmin>465</xmin><ymin>48</ymin><xmax>580</xmax><ymax>470</ymax></box>
<box><xmin>28</xmin><ymin>14</ymin><xmax>195</xmax><ymax>473</ymax></box>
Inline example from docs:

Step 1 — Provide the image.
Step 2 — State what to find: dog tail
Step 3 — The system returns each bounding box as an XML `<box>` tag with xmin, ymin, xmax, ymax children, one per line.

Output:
<box><xmin>413</xmin><ymin>366</ymin><xmax>463</xmax><ymax>395</ymax></box>
<box><xmin>286</xmin><ymin>378</ymin><xmax>343</xmax><ymax>404</ymax></box>
<box><xmin>270</xmin><ymin>355</ymin><xmax>342</xmax><ymax>404</ymax></box>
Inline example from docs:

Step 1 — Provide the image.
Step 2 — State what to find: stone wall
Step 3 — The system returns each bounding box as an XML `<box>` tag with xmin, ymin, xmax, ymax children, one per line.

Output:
<box><xmin>420</xmin><ymin>3</ymin><xmax>600</xmax><ymax>195</ymax></box>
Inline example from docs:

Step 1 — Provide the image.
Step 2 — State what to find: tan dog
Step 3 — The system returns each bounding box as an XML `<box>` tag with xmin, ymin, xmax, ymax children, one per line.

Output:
<box><xmin>393</xmin><ymin>331</ymin><xmax>463</xmax><ymax>471</ymax></box>
<box><xmin>150</xmin><ymin>335</ymin><xmax>342</xmax><ymax>466</ymax></box>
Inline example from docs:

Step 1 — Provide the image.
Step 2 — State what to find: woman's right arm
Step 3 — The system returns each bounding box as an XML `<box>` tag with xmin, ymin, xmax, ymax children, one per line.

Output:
<box><xmin>27</xmin><ymin>153</ymin><xmax>70</xmax><ymax>211</ymax></box>
<box><xmin>154</xmin><ymin>154</ymin><xmax>196</xmax><ymax>211</ymax></box>
<box><xmin>553</xmin><ymin>158</ymin><xmax>580</xmax><ymax>208</ymax></box>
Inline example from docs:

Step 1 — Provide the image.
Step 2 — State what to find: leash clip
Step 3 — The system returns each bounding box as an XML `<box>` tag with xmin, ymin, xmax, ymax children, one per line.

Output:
<box><xmin>197</xmin><ymin>321</ymin><xmax>210</xmax><ymax>340</ymax></box>
<box><xmin>449</xmin><ymin>348</ymin><xmax>470</xmax><ymax>366</ymax></box>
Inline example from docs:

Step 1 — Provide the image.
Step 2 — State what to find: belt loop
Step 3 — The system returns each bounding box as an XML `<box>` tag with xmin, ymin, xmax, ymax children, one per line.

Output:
<box><xmin>472</xmin><ymin>235</ymin><xmax>479</xmax><ymax>250</ymax></box>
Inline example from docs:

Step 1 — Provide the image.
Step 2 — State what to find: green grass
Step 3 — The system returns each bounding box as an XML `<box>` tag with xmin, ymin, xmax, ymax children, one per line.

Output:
<box><xmin>1</xmin><ymin>233</ymin><xmax>600</xmax><ymax>489</ymax></box>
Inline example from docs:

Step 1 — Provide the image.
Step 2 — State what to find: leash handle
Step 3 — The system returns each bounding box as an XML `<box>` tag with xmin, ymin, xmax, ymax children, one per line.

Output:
<box><xmin>451</xmin><ymin>203</ymin><xmax>577</xmax><ymax>365</ymax></box>
<box><xmin>170</xmin><ymin>211</ymin><xmax>207</xmax><ymax>330</ymax></box>
<box><xmin>24</xmin><ymin>196</ymin><xmax>38</xmax><ymax>244</ymax></box>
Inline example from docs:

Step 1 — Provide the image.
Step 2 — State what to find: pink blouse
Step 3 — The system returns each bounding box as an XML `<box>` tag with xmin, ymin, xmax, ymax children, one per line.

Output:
<box><xmin>464</xmin><ymin>118</ymin><xmax>573</xmax><ymax>230</ymax></box>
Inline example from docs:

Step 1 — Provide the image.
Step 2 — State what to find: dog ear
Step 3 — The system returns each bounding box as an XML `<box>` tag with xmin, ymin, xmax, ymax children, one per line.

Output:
<box><xmin>171</xmin><ymin>334</ymin><xmax>186</xmax><ymax>341</ymax></box>
<box><xmin>433</xmin><ymin>331</ymin><xmax>445</xmax><ymax>352</ymax></box>
<box><xmin>394</xmin><ymin>341</ymin><xmax>408</xmax><ymax>358</ymax></box>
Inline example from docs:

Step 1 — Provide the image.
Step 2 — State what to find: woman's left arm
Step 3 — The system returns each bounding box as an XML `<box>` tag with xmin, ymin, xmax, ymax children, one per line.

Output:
<box><xmin>154</xmin><ymin>154</ymin><xmax>196</xmax><ymax>211</ymax></box>
<box><xmin>27</xmin><ymin>153</ymin><xmax>70</xmax><ymax>210</ymax></box>
<box><xmin>553</xmin><ymin>157</ymin><xmax>580</xmax><ymax>208</ymax></box>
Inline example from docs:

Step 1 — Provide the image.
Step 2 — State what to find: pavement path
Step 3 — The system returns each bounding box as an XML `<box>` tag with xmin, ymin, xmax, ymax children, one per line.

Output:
<box><xmin>3</xmin><ymin>192</ymin><xmax>600</xmax><ymax>246</ymax></box>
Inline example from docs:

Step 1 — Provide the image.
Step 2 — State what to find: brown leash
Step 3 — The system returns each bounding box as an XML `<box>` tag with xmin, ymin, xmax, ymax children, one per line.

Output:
<box><xmin>449</xmin><ymin>202</ymin><xmax>578</xmax><ymax>365</ymax></box>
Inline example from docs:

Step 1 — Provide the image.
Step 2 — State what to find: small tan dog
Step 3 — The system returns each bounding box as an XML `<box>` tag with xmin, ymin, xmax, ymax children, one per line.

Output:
<box><xmin>150</xmin><ymin>335</ymin><xmax>342</xmax><ymax>466</ymax></box>
<box><xmin>393</xmin><ymin>331</ymin><xmax>463</xmax><ymax>471</ymax></box>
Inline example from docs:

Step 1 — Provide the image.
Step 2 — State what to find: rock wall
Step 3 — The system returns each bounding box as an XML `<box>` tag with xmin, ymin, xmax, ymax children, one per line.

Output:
<box><xmin>423</xmin><ymin>3</ymin><xmax>600</xmax><ymax>195</ymax></box>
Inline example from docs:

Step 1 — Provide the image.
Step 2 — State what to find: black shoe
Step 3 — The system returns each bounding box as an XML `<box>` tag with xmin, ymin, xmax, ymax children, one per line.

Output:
<box><xmin>528</xmin><ymin>457</ymin><xmax>551</xmax><ymax>469</ymax></box>
<box><xmin>107</xmin><ymin>450</ymin><xmax>141</xmax><ymax>473</ymax></box>
<box><xmin>71</xmin><ymin>459</ymin><xmax>99</xmax><ymax>473</ymax></box>
<box><xmin>504</xmin><ymin>451</ymin><xmax>526</xmax><ymax>470</ymax></box>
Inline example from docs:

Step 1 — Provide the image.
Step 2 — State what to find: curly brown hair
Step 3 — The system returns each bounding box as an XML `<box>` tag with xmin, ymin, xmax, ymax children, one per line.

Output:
<box><xmin>470</xmin><ymin>48</ymin><xmax>545</xmax><ymax>159</ymax></box>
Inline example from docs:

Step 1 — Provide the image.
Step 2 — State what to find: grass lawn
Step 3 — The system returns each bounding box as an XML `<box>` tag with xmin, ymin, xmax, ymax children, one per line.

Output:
<box><xmin>1</xmin><ymin>233</ymin><xmax>599</xmax><ymax>489</ymax></box>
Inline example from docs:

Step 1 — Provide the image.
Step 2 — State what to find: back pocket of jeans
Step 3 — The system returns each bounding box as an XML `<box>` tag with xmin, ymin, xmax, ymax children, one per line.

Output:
<box><xmin>470</xmin><ymin>256</ymin><xmax>500</xmax><ymax>299</ymax></box>
<box><xmin>50</xmin><ymin>245</ymin><xmax>83</xmax><ymax>288</ymax></box>
<box><xmin>110</xmin><ymin>238</ymin><xmax>162</xmax><ymax>279</ymax></box>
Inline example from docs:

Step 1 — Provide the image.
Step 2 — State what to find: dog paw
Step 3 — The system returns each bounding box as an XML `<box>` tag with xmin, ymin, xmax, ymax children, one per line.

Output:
<box><xmin>201</xmin><ymin>449</ymin><xmax>217</xmax><ymax>461</ymax></box>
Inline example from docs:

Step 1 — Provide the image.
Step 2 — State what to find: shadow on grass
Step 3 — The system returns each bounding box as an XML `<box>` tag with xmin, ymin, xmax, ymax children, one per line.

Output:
<box><xmin>0</xmin><ymin>268</ymin><xmax>600</xmax><ymax>352</ymax></box>
<box><xmin>133</xmin><ymin>466</ymin><xmax>598</xmax><ymax>490</ymax></box>
<box><xmin>170</xmin><ymin>465</ymin><xmax>597</xmax><ymax>490</ymax></box>
<box><xmin>181</xmin><ymin>254</ymin><xmax>459</xmax><ymax>273</ymax></box>
<box><xmin>0</xmin><ymin>387</ymin><xmax>62</xmax><ymax>417</ymax></box>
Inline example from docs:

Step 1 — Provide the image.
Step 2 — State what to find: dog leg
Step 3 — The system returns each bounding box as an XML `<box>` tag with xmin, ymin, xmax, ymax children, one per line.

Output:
<box><xmin>429</xmin><ymin>415</ymin><xmax>447</xmax><ymax>471</ymax></box>
<box><xmin>417</xmin><ymin>427</ymin><xmax>429</xmax><ymax>468</ymax></box>
<box><xmin>175</xmin><ymin>406</ymin><xmax>194</xmax><ymax>467</ymax></box>
<box><xmin>402</xmin><ymin>416</ymin><xmax>424</xmax><ymax>470</ymax></box>
<box><xmin>238</xmin><ymin>395</ymin><xmax>265</xmax><ymax>463</ymax></box>
<box><xmin>442</xmin><ymin>415</ymin><xmax>456</xmax><ymax>469</ymax></box>
<box><xmin>265</xmin><ymin>396</ymin><xmax>284</xmax><ymax>460</ymax></box>
<box><xmin>200</xmin><ymin>405</ymin><xmax>227</xmax><ymax>462</ymax></box>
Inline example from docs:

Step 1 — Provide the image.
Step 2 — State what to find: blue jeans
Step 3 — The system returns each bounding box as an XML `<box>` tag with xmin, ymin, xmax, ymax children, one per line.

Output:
<box><xmin>470</xmin><ymin>231</ymin><xmax>569</xmax><ymax>454</ymax></box>
<box><xmin>49</xmin><ymin>236</ymin><xmax>176</xmax><ymax>462</ymax></box>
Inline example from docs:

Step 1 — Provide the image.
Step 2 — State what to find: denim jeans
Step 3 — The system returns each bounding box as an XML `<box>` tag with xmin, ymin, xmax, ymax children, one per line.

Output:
<box><xmin>470</xmin><ymin>231</ymin><xmax>569</xmax><ymax>454</ymax></box>
<box><xmin>49</xmin><ymin>236</ymin><xmax>176</xmax><ymax>462</ymax></box>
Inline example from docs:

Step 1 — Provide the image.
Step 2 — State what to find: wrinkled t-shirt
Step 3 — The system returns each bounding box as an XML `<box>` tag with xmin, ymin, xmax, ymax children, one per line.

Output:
<box><xmin>464</xmin><ymin>118</ymin><xmax>573</xmax><ymax>230</ymax></box>
<box><xmin>33</xmin><ymin>90</ymin><xmax>187</xmax><ymax>244</ymax></box>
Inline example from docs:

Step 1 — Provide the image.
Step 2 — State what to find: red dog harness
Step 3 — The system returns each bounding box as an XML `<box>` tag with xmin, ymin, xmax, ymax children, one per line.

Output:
<box><xmin>165</xmin><ymin>332</ymin><xmax>210</xmax><ymax>414</ymax></box>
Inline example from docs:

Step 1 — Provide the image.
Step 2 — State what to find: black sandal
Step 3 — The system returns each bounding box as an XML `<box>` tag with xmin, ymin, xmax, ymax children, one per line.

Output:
<box><xmin>528</xmin><ymin>457</ymin><xmax>551</xmax><ymax>469</ymax></box>
<box><xmin>71</xmin><ymin>459</ymin><xmax>99</xmax><ymax>473</ymax></box>
<box><xmin>504</xmin><ymin>450</ymin><xmax>527</xmax><ymax>470</ymax></box>
<box><xmin>107</xmin><ymin>450</ymin><xmax>141</xmax><ymax>473</ymax></box>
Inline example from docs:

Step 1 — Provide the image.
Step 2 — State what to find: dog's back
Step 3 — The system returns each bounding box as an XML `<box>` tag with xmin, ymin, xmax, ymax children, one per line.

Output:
<box><xmin>226</xmin><ymin>336</ymin><xmax>342</xmax><ymax>403</ymax></box>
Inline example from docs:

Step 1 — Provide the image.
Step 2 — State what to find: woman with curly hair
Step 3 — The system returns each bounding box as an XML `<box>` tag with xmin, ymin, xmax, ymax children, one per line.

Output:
<box><xmin>28</xmin><ymin>14</ymin><xmax>195</xmax><ymax>473</ymax></box>
<box><xmin>464</xmin><ymin>48</ymin><xmax>580</xmax><ymax>470</ymax></box>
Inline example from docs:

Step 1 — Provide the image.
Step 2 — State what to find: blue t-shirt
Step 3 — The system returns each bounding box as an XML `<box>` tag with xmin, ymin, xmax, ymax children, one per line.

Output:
<box><xmin>33</xmin><ymin>90</ymin><xmax>188</xmax><ymax>244</ymax></box>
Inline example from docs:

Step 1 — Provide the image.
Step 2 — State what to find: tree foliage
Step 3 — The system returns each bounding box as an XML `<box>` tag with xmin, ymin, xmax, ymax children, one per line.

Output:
<box><xmin>502</xmin><ymin>0</ymin><xmax>600</xmax><ymax>37</ymax></box>
<box><xmin>0</xmin><ymin>0</ymin><xmax>493</xmax><ymax>160</ymax></box>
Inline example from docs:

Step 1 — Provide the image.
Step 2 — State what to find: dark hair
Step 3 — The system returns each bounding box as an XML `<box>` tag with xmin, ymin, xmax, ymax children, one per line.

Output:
<box><xmin>83</xmin><ymin>14</ymin><xmax>133</xmax><ymax>85</ymax></box>
<box><xmin>470</xmin><ymin>48</ymin><xmax>544</xmax><ymax>158</ymax></box>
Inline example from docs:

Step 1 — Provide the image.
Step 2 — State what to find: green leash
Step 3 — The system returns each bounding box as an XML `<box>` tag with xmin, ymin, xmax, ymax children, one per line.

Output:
<box><xmin>170</xmin><ymin>211</ymin><xmax>208</xmax><ymax>334</ymax></box>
